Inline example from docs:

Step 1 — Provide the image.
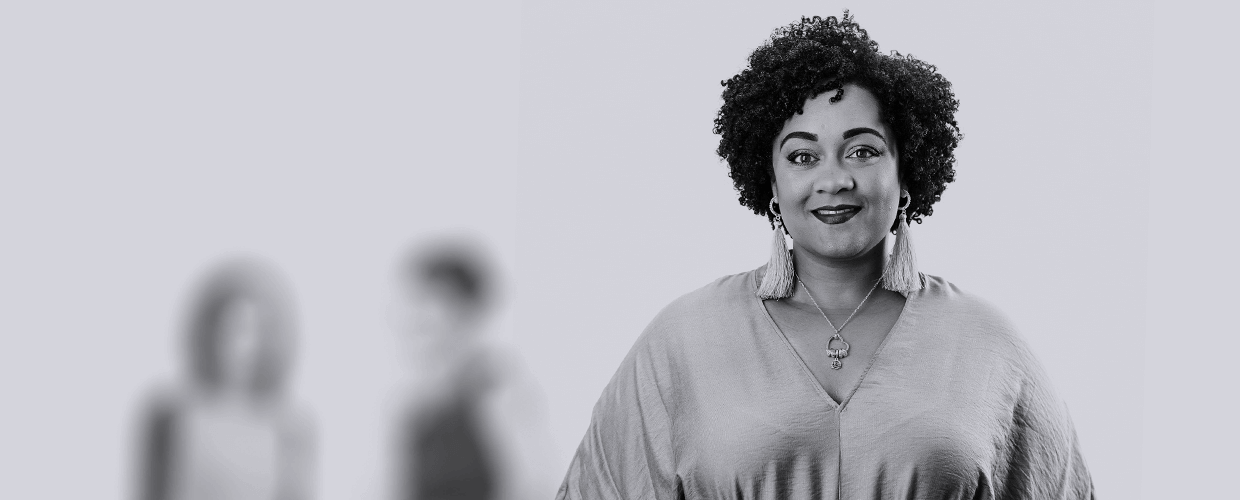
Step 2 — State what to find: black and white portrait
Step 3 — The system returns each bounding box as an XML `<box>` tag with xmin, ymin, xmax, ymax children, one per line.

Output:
<box><xmin>0</xmin><ymin>1</ymin><xmax>1232</xmax><ymax>499</ymax></box>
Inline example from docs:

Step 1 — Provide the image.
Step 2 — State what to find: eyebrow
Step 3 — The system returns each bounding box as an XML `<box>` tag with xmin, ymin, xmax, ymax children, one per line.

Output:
<box><xmin>843</xmin><ymin>127</ymin><xmax>886</xmax><ymax>141</ymax></box>
<box><xmin>778</xmin><ymin>131</ymin><xmax>817</xmax><ymax>149</ymax></box>
<box><xmin>779</xmin><ymin>127</ymin><xmax>887</xmax><ymax>149</ymax></box>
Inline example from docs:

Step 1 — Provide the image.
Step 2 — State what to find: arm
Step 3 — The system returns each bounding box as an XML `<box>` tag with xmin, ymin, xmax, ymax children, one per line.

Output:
<box><xmin>556</xmin><ymin>331</ymin><xmax>680</xmax><ymax>500</ymax></box>
<box><xmin>137</xmin><ymin>398</ymin><xmax>177</xmax><ymax>500</ymax></box>
<box><xmin>394</xmin><ymin>406</ymin><xmax>421</xmax><ymax>500</ymax></box>
<box><xmin>993</xmin><ymin>361</ymin><xmax>1095</xmax><ymax>500</ymax></box>
<box><xmin>278</xmin><ymin>407</ymin><xmax>317</xmax><ymax>500</ymax></box>
<box><xmin>473</xmin><ymin>352</ymin><xmax>562</xmax><ymax>500</ymax></box>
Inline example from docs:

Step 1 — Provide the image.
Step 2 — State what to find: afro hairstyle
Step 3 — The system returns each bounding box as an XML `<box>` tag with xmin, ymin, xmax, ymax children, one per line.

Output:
<box><xmin>713</xmin><ymin>12</ymin><xmax>962</xmax><ymax>228</ymax></box>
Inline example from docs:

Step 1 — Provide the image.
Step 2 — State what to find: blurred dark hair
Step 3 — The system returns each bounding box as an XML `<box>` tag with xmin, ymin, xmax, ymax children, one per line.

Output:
<box><xmin>404</xmin><ymin>238</ymin><xmax>494</xmax><ymax>312</ymax></box>
<box><xmin>184</xmin><ymin>258</ymin><xmax>297</xmax><ymax>398</ymax></box>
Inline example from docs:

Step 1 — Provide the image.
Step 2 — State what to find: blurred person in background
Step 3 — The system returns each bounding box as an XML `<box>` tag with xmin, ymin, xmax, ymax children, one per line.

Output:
<box><xmin>134</xmin><ymin>258</ymin><xmax>315</xmax><ymax>500</ymax></box>
<box><xmin>388</xmin><ymin>238</ymin><xmax>556</xmax><ymax>500</ymax></box>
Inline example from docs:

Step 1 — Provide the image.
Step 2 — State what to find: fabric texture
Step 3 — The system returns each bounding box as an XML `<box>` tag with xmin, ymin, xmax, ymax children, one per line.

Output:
<box><xmin>404</xmin><ymin>394</ymin><xmax>497</xmax><ymax>500</ymax></box>
<box><xmin>556</xmin><ymin>268</ymin><xmax>1094</xmax><ymax>500</ymax></box>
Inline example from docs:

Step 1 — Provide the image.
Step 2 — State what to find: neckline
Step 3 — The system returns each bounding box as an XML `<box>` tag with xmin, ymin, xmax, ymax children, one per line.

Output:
<box><xmin>749</xmin><ymin>268</ymin><xmax>916</xmax><ymax>411</ymax></box>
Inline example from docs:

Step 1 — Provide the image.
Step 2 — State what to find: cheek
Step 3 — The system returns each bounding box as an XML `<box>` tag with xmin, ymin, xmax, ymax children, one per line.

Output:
<box><xmin>863</xmin><ymin>160</ymin><xmax>901</xmax><ymax>201</ymax></box>
<box><xmin>223</xmin><ymin>328</ymin><xmax>262</xmax><ymax>367</ymax></box>
<box><xmin>770</xmin><ymin>166</ymin><xmax>814</xmax><ymax>203</ymax></box>
<box><xmin>413</xmin><ymin>297</ymin><xmax>455</xmax><ymax>334</ymax></box>
<box><xmin>867</xmin><ymin>185</ymin><xmax>900</xmax><ymax>226</ymax></box>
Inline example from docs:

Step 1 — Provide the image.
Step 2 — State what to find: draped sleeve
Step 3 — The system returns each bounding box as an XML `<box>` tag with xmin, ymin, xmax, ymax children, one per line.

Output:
<box><xmin>556</xmin><ymin>315</ymin><xmax>680</xmax><ymax>500</ymax></box>
<box><xmin>991</xmin><ymin>335</ymin><xmax>1095</xmax><ymax>500</ymax></box>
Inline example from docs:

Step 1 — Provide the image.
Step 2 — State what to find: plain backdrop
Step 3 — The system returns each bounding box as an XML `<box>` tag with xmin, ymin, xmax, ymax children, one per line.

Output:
<box><xmin>0</xmin><ymin>0</ymin><xmax>1235</xmax><ymax>499</ymax></box>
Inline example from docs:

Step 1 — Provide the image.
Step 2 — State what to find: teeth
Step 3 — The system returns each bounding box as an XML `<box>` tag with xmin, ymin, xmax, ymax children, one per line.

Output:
<box><xmin>817</xmin><ymin>209</ymin><xmax>850</xmax><ymax>215</ymax></box>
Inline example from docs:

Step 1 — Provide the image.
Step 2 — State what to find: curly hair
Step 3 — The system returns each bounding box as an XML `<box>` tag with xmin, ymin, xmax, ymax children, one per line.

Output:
<box><xmin>713</xmin><ymin>12</ymin><xmax>962</xmax><ymax>228</ymax></box>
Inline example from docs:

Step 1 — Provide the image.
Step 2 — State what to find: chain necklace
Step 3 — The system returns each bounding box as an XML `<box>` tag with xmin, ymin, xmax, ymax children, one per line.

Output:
<box><xmin>795</xmin><ymin>275</ymin><xmax>882</xmax><ymax>370</ymax></box>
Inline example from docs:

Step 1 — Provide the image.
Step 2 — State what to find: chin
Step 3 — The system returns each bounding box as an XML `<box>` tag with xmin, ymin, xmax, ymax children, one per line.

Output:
<box><xmin>798</xmin><ymin>242</ymin><xmax>868</xmax><ymax>261</ymax></box>
<box><xmin>797</xmin><ymin>232</ymin><xmax>884</xmax><ymax>261</ymax></box>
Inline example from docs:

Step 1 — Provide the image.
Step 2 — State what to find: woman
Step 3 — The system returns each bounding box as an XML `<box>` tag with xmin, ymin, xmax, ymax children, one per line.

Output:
<box><xmin>136</xmin><ymin>259</ymin><xmax>314</xmax><ymax>500</ymax></box>
<box><xmin>557</xmin><ymin>13</ymin><xmax>1093</xmax><ymax>500</ymax></box>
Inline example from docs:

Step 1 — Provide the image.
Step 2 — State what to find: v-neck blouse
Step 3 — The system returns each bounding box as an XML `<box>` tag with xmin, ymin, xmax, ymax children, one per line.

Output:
<box><xmin>556</xmin><ymin>268</ymin><xmax>1094</xmax><ymax>500</ymax></box>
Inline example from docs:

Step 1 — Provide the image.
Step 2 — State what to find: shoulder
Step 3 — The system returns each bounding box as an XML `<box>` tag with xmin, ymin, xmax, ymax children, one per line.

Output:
<box><xmin>277</xmin><ymin>400</ymin><xmax>315</xmax><ymax>428</ymax></box>
<box><xmin>611</xmin><ymin>268</ymin><xmax>762</xmax><ymax>375</ymax></box>
<box><xmin>137</xmin><ymin>385</ymin><xmax>188</xmax><ymax>425</ymax></box>
<box><xmin>274</xmin><ymin>402</ymin><xmax>316</xmax><ymax>447</ymax></box>
<box><xmin>915</xmin><ymin>275</ymin><xmax>1012</xmax><ymax>325</ymax></box>
<box><xmin>636</xmin><ymin>268</ymin><xmax>761</xmax><ymax>345</ymax></box>
<box><xmin>914</xmin><ymin>276</ymin><xmax>1072</xmax><ymax>417</ymax></box>
<box><xmin>913</xmin><ymin>275</ymin><xmax>1038</xmax><ymax>362</ymax></box>
<box><xmin>651</xmin><ymin>268</ymin><xmax>758</xmax><ymax>325</ymax></box>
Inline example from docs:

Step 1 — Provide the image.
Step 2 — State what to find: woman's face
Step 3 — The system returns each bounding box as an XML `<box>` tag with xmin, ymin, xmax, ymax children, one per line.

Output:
<box><xmin>215</xmin><ymin>298</ymin><xmax>265</xmax><ymax>394</ymax></box>
<box><xmin>771</xmin><ymin>84</ymin><xmax>902</xmax><ymax>263</ymax></box>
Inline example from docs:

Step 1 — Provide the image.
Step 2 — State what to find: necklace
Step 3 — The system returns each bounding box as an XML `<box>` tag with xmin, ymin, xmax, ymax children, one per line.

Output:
<box><xmin>795</xmin><ymin>276</ymin><xmax>882</xmax><ymax>370</ymax></box>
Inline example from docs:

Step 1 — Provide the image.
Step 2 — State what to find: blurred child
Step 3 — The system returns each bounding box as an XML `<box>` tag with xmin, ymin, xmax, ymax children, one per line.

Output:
<box><xmin>389</xmin><ymin>239</ymin><xmax>555</xmax><ymax>500</ymax></box>
<box><xmin>135</xmin><ymin>259</ymin><xmax>314</xmax><ymax>500</ymax></box>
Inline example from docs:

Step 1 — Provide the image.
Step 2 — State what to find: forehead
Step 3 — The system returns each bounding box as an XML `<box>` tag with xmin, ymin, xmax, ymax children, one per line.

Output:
<box><xmin>780</xmin><ymin>84</ymin><xmax>886</xmax><ymax>136</ymax></box>
<box><xmin>219</xmin><ymin>298</ymin><xmax>260</xmax><ymax>320</ymax></box>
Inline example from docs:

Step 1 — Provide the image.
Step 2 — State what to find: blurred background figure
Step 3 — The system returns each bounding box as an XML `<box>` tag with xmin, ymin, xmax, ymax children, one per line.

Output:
<box><xmin>388</xmin><ymin>237</ymin><xmax>557</xmax><ymax>500</ymax></box>
<box><xmin>134</xmin><ymin>258</ymin><xmax>315</xmax><ymax>500</ymax></box>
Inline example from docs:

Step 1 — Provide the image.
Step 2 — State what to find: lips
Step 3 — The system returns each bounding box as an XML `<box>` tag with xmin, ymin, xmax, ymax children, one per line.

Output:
<box><xmin>810</xmin><ymin>204</ymin><xmax>861</xmax><ymax>225</ymax></box>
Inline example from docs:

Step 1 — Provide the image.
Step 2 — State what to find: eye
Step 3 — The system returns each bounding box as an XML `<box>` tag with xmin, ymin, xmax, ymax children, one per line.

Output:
<box><xmin>788</xmin><ymin>151</ymin><xmax>817</xmax><ymax>165</ymax></box>
<box><xmin>846</xmin><ymin>146</ymin><xmax>882</xmax><ymax>160</ymax></box>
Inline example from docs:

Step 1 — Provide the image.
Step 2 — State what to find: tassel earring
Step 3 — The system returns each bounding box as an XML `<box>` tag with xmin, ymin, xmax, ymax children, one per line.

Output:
<box><xmin>881</xmin><ymin>190</ymin><xmax>923</xmax><ymax>294</ymax></box>
<box><xmin>757</xmin><ymin>197</ymin><xmax>796</xmax><ymax>299</ymax></box>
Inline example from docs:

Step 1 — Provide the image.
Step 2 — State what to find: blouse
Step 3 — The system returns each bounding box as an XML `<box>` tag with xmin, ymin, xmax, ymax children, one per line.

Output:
<box><xmin>556</xmin><ymin>268</ymin><xmax>1094</xmax><ymax>500</ymax></box>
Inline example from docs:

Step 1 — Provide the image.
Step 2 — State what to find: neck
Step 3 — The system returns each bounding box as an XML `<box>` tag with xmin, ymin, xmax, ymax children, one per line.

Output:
<box><xmin>198</xmin><ymin>383</ymin><xmax>271</xmax><ymax>409</ymax></box>
<box><xmin>792</xmin><ymin>240</ymin><xmax>886</xmax><ymax>309</ymax></box>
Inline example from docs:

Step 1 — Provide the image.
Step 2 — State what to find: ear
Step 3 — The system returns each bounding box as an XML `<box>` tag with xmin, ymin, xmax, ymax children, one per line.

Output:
<box><xmin>768</xmin><ymin>180</ymin><xmax>781</xmax><ymax>217</ymax></box>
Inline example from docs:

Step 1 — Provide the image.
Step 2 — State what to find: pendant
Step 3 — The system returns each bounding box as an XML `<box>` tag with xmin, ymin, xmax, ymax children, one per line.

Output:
<box><xmin>826</xmin><ymin>333</ymin><xmax>850</xmax><ymax>370</ymax></box>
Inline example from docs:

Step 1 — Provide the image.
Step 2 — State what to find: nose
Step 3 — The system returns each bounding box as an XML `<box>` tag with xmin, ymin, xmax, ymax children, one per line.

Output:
<box><xmin>811</xmin><ymin>158</ymin><xmax>855</xmax><ymax>194</ymax></box>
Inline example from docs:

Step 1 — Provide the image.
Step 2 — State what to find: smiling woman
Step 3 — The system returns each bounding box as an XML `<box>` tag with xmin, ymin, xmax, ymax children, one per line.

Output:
<box><xmin>555</xmin><ymin>13</ymin><xmax>1094</xmax><ymax>500</ymax></box>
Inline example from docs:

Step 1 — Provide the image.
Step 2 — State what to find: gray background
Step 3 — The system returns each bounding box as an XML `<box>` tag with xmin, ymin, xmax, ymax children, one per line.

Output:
<box><xmin>1</xmin><ymin>0</ymin><xmax>1234</xmax><ymax>498</ymax></box>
